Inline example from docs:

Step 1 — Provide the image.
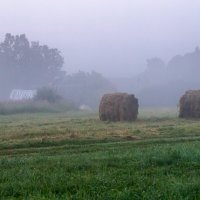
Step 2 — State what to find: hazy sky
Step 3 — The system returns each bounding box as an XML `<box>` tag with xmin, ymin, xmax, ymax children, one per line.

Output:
<box><xmin>0</xmin><ymin>0</ymin><xmax>199</xmax><ymax>77</ymax></box>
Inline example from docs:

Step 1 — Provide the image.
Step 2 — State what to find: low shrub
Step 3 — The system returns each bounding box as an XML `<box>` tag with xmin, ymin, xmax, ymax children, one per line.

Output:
<box><xmin>34</xmin><ymin>87</ymin><xmax>62</xmax><ymax>103</ymax></box>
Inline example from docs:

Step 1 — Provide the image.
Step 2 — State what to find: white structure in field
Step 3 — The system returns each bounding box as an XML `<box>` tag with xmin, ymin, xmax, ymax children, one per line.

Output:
<box><xmin>9</xmin><ymin>89</ymin><xmax>37</xmax><ymax>101</ymax></box>
<box><xmin>79</xmin><ymin>104</ymin><xmax>92</xmax><ymax>111</ymax></box>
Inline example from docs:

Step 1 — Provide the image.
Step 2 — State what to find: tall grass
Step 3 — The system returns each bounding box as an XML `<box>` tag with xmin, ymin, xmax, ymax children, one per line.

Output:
<box><xmin>0</xmin><ymin>100</ymin><xmax>77</xmax><ymax>115</ymax></box>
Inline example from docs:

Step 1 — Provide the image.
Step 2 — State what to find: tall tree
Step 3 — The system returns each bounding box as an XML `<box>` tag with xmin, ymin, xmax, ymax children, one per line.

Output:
<box><xmin>0</xmin><ymin>33</ymin><xmax>64</xmax><ymax>99</ymax></box>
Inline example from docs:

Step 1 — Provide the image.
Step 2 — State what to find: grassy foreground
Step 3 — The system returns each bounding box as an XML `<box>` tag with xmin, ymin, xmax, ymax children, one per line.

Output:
<box><xmin>1</xmin><ymin>108</ymin><xmax>200</xmax><ymax>199</ymax></box>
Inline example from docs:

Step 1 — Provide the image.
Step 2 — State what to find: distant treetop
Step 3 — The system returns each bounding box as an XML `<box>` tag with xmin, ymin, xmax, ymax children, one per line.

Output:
<box><xmin>0</xmin><ymin>33</ymin><xmax>65</xmax><ymax>91</ymax></box>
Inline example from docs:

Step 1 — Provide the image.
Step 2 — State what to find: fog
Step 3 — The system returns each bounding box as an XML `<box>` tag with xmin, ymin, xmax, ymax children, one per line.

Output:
<box><xmin>0</xmin><ymin>0</ymin><xmax>200</xmax><ymax>107</ymax></box>
<box><xmin>0</xmin><ymin>0</ymin><xmax>200</xmax><ymax>77</ymax></box>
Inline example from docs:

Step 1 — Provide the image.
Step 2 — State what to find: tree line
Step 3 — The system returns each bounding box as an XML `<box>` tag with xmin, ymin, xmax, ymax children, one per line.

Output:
<box><xmin>116</xmin><ymin>47</ymin><xmax>200</xmax><ymax>106</ymax></box>
<box><xmin>0</xmin><ymin>33</ymin><xmax>115</xmax><ymax>108</ymax></box>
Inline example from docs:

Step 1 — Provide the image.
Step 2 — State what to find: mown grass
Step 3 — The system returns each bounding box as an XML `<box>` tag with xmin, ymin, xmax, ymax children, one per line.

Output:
<box><xmin>0</xmin><ymin>107</ymin><xmax>200</xmax><ymax>199</ymax></box>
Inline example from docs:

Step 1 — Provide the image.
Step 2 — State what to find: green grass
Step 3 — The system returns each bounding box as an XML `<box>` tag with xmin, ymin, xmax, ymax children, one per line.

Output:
<box><xmin>0</xmin><ymin>107</ymin><xmax>200</xmax><ymax>199</ymax></box>
<box><xmin>0</xmin><ymin>100</ymin><xmax>77</xmax><ymax>115</ymax></box>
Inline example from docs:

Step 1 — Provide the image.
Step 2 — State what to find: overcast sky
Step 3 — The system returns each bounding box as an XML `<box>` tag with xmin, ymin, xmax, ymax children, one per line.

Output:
<box><xmin>0</xmin><ymin>0</ymin><xmax>199</xmax><ymax>77</ymax></box>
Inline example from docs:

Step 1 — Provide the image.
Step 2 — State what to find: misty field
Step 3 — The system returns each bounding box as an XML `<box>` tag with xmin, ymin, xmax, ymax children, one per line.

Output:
<box><xmin>1</xmin><ymin>108</ymin><xmax>200</xmax><ymax>199</ymax></box>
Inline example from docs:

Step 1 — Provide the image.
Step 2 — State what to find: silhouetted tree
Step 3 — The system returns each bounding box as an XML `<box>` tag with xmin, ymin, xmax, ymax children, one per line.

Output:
<box><xmin>146</xmin><ymin>57</ymin><xmax>165</xmax><ymax>71</ymax></box>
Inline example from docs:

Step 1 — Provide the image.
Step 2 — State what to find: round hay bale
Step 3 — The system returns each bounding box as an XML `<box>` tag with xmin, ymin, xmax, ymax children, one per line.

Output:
<box><xmin>99</xmin><ymin>93</ymin><xmax>138</xmax><ymax>121</ymax></box>
<box><xmin>179</xmin><ymin>90</ymin><xmax>200</xmax><ymax>118</ymax></box>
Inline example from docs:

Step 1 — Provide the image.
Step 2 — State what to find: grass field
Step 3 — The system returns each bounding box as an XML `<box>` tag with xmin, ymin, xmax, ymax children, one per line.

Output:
<box><xmin>0</xmin><ymin>100</ymin><xmax>77</xmax><ymax>115</ymax></box>
<box><xmin>1</xmin><ymin>107</ymin><xmax>200</xmax><ymax>199</ymax></box>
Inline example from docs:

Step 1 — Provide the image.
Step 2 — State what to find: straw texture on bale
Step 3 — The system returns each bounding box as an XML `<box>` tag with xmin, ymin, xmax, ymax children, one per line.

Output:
<box><xmin>179</xmin><ymin>90</ymin><xmax>200</xmax><ymax>118</ymax></box>
<box><xmin>99</xmin><ymin>93</ymin><xmax>138</xmax><ymax>121</ymax></box>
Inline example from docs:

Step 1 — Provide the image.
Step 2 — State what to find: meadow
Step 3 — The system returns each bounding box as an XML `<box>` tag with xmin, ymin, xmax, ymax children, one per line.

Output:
<box><xmin>1</xmin><ymin>107</ymin><xmax>200</xmax><ymax>199</ymax></box>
